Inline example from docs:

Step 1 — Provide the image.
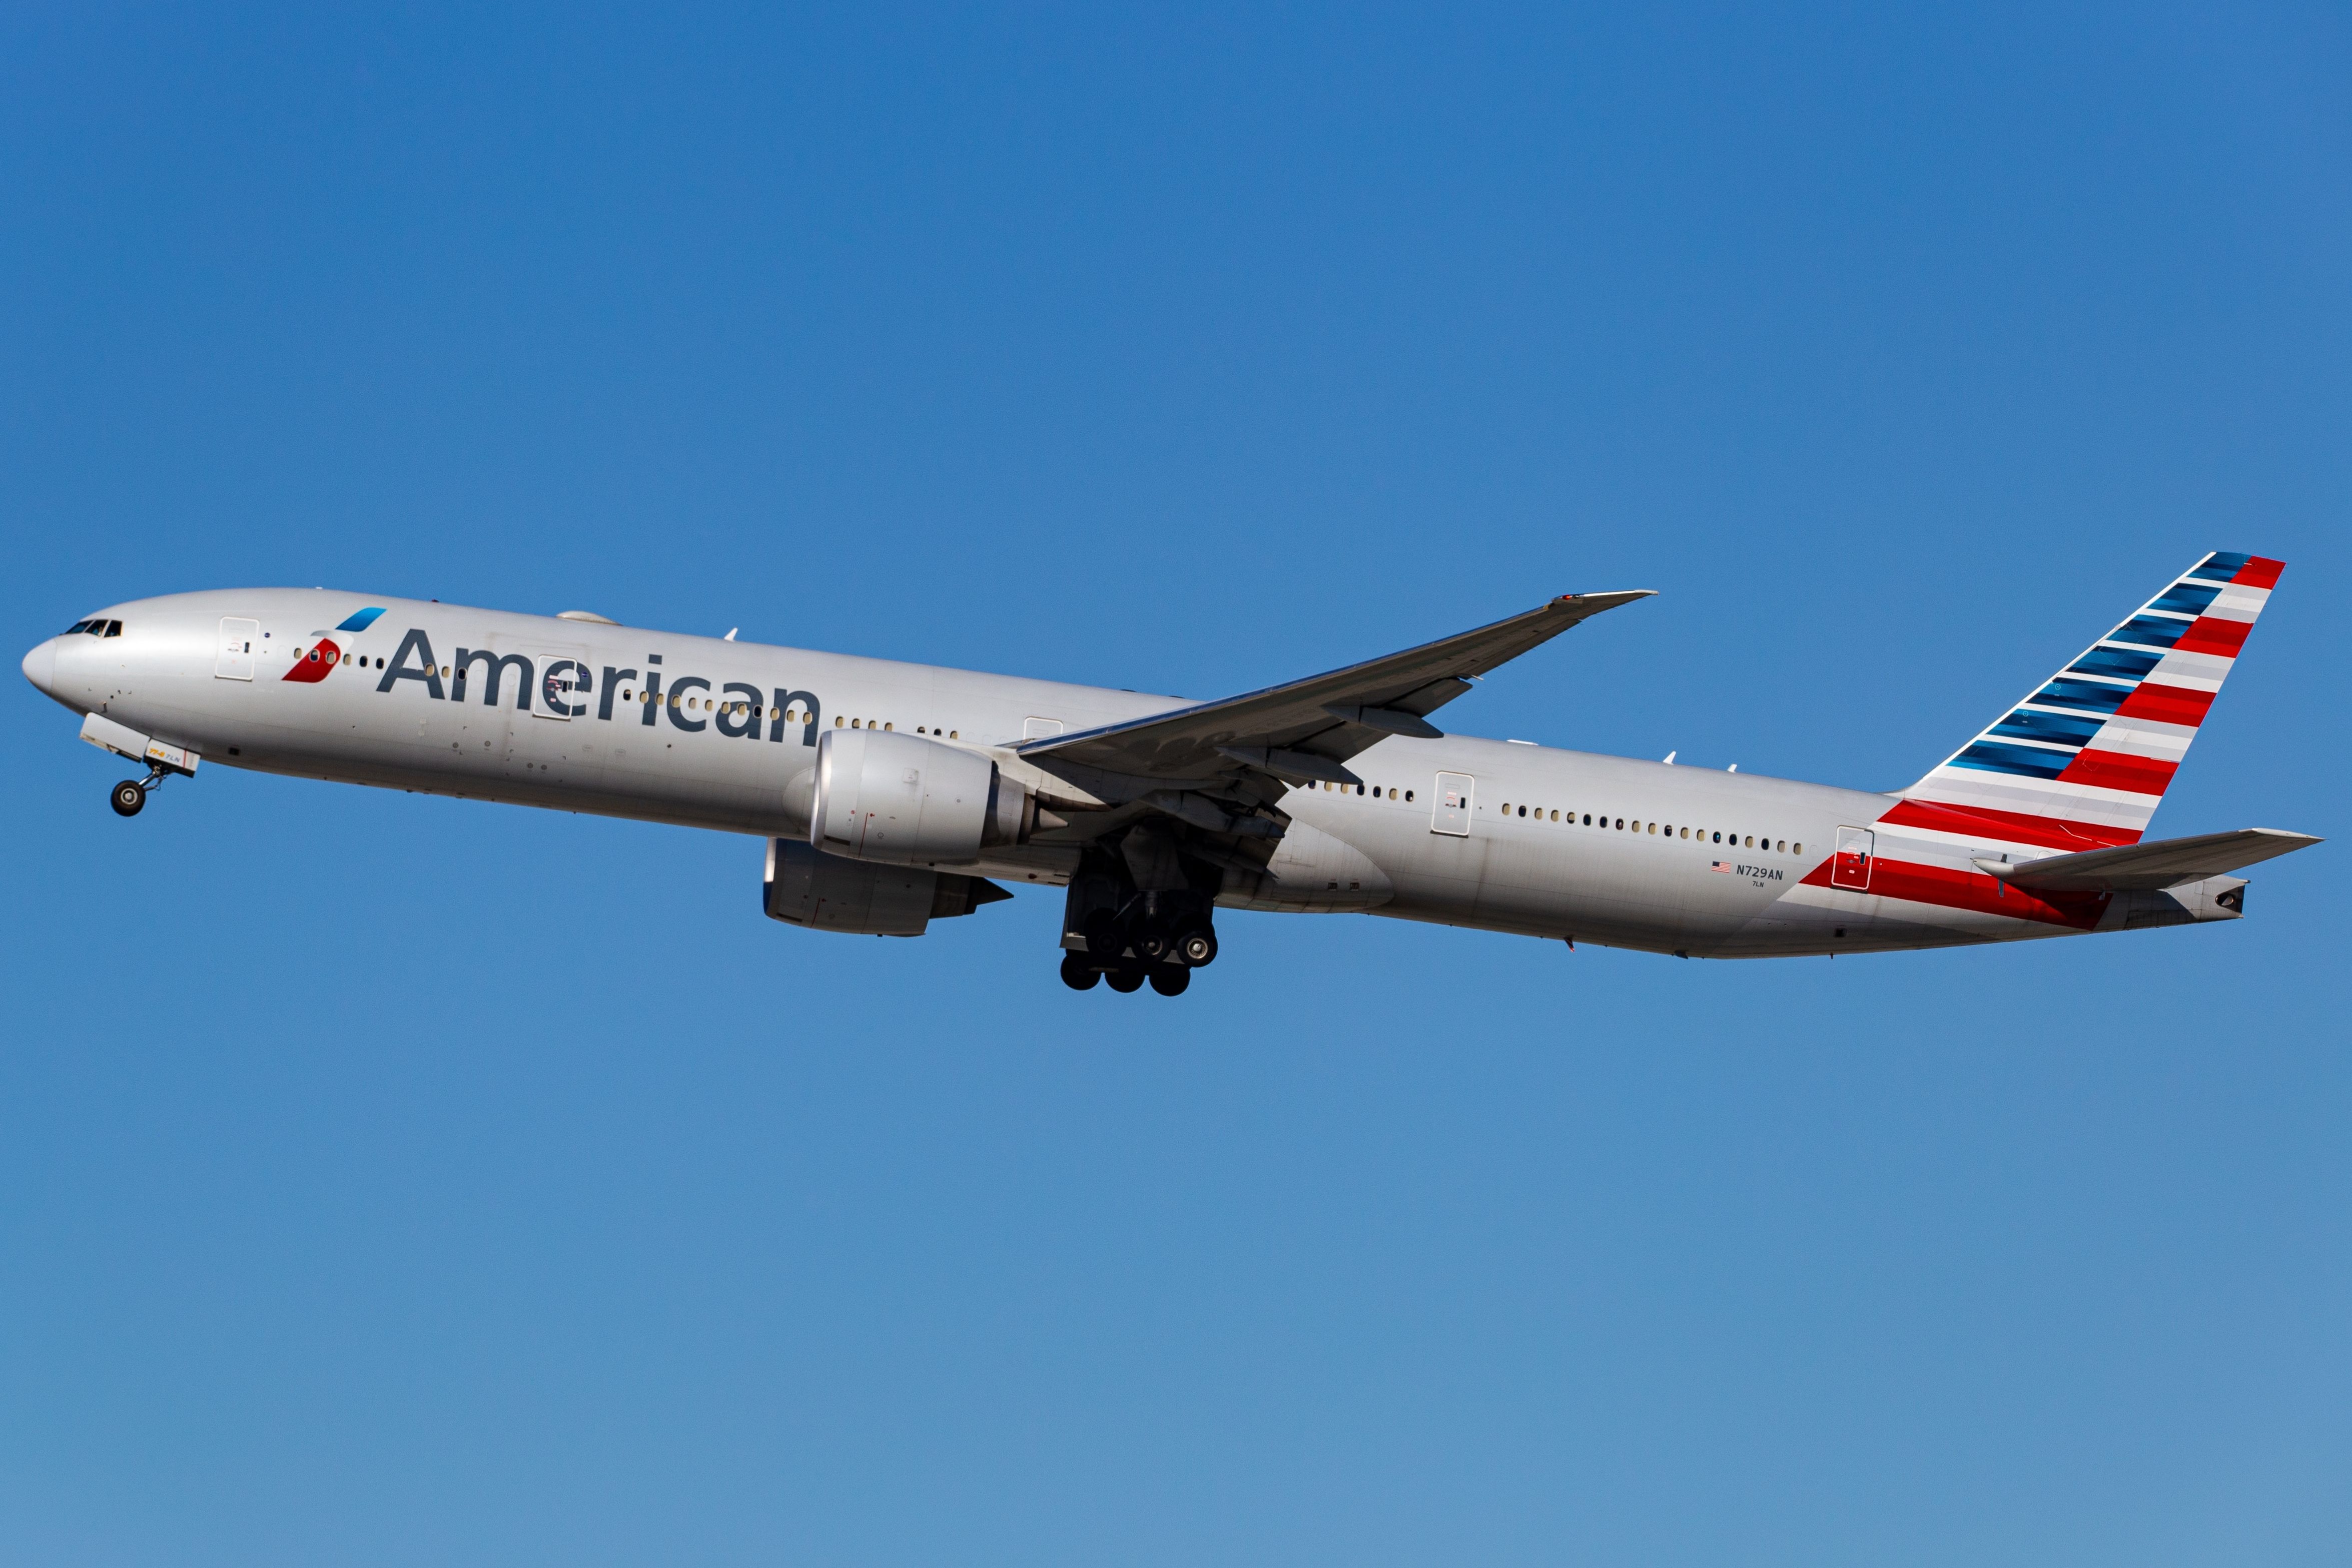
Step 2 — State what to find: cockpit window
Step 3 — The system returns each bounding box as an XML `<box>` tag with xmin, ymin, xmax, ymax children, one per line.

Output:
<box><xmin>83</xmin><ymin>621</ymin><xmax>106</xmax><ymax>635</ymax></box>
<box><xmin>65</xmin><ymin>619</ymin><xmax>92</xmax><ymax>634</ymax></box>
<box><xmin>103</xmin><ymin>620</ymin><xmax>122</xmax><ymax>636</ymax></box>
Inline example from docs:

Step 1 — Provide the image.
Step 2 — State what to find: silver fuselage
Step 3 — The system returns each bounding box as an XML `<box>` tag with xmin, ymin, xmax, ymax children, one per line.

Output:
<box><xmin>24</xmin><ymin>588</ymin><xmax>2232</xmax><ymax>958</ymax></box>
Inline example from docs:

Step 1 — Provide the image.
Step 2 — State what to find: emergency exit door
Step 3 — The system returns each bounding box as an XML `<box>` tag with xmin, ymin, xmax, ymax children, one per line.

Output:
<box><xmin>1431</xmin><ymin>772</ymin><xmax>1474</xmax><ymax>836</ymax></box>
<box><xmin>1832</xmin><ymin>826</ymin><xmax>1874</xmax><ymax>890</ymax></box>
<box><xmin>215</xmin><ymin>618</ymin><xmax>258</xmax><ymax>680</ymax></box>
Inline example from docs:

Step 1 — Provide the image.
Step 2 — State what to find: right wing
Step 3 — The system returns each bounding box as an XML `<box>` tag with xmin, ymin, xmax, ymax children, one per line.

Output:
<box><xmin>1018</xmin><ymin>589</ymin><xmax>1653</xmax><ymax>793</ymax></box>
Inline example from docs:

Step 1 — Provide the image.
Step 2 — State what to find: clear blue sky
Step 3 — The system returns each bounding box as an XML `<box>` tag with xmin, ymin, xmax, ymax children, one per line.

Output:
<box><xmin>4</xmin><ymin>6</ymin><xmax>2346</xmax><ymax>1565</ymax></box>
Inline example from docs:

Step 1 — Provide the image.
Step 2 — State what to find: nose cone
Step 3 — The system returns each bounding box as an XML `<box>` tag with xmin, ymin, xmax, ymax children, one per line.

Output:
<box><xmin>21</xmin><ymin>636</ymin><xmax>56</xmax><ymax>696</ymax></box>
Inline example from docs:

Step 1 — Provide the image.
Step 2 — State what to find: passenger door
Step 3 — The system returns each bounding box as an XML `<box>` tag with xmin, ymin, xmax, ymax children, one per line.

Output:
<box><xmin>1832</xmin><ymin>826</ymin><xmax>1874</xmax><ymax>890</ymax></box>
<box><xmin>215</xmin><ymin>618</ymin><xmax>258</xmax><ymax>681</ymax></box>
<box><xmin>1431</xmin><ymin>771</ymin><xmax>1474</xmax><ymax>837</ymax></box>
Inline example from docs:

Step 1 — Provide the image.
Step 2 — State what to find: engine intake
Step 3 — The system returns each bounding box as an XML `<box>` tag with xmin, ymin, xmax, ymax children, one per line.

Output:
<box><xmin>812</xmin><ymin>728</ymin><xmax>1034</xmax><ymax>865</ymax></box>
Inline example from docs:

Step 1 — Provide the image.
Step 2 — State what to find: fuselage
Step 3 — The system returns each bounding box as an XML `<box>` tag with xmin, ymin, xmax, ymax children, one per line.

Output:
<box><xmin>23</xmin><ymin>588</ymin><xmax>2235</xmax><ymax>959</ymax></box>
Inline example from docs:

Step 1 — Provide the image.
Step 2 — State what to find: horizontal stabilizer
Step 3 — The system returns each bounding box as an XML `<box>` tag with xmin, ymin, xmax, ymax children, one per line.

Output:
<box><xmin>1976</xmin><ymin>827</ymin><xmax>2319</xmax><ymax>892</ymax></box>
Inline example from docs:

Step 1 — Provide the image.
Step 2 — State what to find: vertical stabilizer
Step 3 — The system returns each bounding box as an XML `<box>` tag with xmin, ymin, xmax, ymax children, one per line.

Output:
<box><xmin>1885</xmin><ymin>552</ymin><xmax>2284</xmax><ymax>851</ymax></box>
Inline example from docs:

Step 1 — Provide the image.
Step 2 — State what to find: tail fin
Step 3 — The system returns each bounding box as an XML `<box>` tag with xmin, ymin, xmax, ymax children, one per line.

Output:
<box><xmin>1886</xmin><ymin>551</ymin><xmax>2284</xmax><ymax>852</ymax></box>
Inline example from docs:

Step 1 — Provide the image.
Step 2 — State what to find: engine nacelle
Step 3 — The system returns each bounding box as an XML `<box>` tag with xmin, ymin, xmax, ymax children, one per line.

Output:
<box><xmin>811</xmin><ymin>727</ymin><xmax>1033</xmax><ymax>866</ymax></box>
<box><xmin>764</xmin><ymin>838</ymin><xmax>1008</xmax><ymax>936</ymax></box>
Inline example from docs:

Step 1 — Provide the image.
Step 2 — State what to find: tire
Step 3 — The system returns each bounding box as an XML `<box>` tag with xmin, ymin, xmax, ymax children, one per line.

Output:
<box><xmin>1104</xmin><ymin>965</ymin><xmax>1146</xmax><ymax>994</ymax></box>
<box><xmin>111</xmin><ymin>779</ymin><xmax>146</xmax><ymax>818</ymax></box>
<box><xmin>1147</xmin><ymin>964</ymin><xmax>1190</xmax><ymax>997</ymax></box>
<box><xmin>1083</xmin><ymin>911</ymin><xmax>1124</xmax><ymax>958</ymax></box>
<box><xmin>1174</xmin><ymin>922</ymin><xmax>1217</xmax><ymax>968</ymax></box>
<box><xmin>1059</xmin><ymin>952</ymin><xmax>1101</xmax><ymax>991</ymax></box>
<box><xmin>1134</xmin><ymin>924</ymin><xmax>1173</xmax><ymax>962</ymax></box>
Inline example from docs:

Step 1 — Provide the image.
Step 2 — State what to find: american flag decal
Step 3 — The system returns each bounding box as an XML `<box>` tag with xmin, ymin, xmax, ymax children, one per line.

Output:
<box><xmin>1710</xmin><ymin>861</ymin><xmax>1732</xmax><ymax>873</ymax></box>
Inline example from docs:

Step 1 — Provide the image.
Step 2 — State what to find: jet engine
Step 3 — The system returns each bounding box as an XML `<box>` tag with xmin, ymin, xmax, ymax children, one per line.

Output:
<box><xmin>764</xmin><ymin>837</ymin><xmax>1009</xmax><ymax>936</ymax></box>
<box><xmin>811</xmin><ymin>727</ymin><xmax>1036</xmax><ymax>866</ymax></box>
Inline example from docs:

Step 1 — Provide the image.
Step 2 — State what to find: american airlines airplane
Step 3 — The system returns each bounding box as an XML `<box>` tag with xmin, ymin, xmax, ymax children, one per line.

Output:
<box><xmin>23</xmin><ymin>551</ymin><xmax>2315</xmax><ymax>994</ymax></box>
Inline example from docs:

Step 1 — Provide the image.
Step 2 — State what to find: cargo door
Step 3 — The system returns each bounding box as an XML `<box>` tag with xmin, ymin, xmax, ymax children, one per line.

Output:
<box><xmin>1832</xmin><ymin>826</ymin><xmax>1874</xmax><ymax>890</ymax></box>
<box><xmin>1431</xmin><ymin>771</ymin><xmax>1474</xmax><ymax>837</ymax></box>
<box><xmin>215</xmin><ymin>618</ymin><xmax>258</xmax><ymax>680</ymax></box>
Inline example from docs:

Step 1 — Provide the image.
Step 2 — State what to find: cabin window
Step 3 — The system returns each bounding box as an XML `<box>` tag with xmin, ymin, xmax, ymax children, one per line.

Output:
<box><xmin>1744</xmin><ymin>835</ymin><xmax>1754</xmax><ymax>848</ymax></box>
<box><xmin>1793</xmin><ymin>842</ymin><xmax>1802</xmax><ymax>854</ymax></box>
<box><xmin>1404</xmin><ymin>790</ymin><xmax>1413</xmax><ymax>801</ymax></box>
<box><xmin>1776</xmin><ymin>840</ymin><xmax>1786</xmax><ymax>852</ymax></box>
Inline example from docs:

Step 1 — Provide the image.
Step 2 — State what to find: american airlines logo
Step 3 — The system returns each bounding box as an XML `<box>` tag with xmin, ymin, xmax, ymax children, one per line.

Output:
<box><xmin>371</xmin><ymin>628</ymin><xmax>824</xmax><ymax>745</ymax></box>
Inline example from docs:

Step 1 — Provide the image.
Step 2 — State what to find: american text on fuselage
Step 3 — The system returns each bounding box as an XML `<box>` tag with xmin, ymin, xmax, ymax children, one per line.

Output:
<box><xmin>20</xmin><ymin>555</ymin><xmax>2315</xmax><ymax>995</ymax></box>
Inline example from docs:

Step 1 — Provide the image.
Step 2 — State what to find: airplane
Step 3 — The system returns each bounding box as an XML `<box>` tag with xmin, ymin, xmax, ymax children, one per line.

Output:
<box><xmin>21</xmin><ymin>551</ymin><xmax>2316</xmax><ymax>994</ymax></box>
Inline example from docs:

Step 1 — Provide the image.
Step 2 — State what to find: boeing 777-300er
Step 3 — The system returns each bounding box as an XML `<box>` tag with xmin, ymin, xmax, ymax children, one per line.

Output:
<box><xmin>23</xmin><ymin>551</ymin><xmax>2316</xmax><ymax>995</ymax></box>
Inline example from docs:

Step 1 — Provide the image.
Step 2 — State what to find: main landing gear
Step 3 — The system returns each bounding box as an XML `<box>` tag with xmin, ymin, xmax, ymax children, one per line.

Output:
<box><xmin>1058</xmin><ymin>899</ymin><xmax>1218</xmax><ymax>997</ymax></box>
<box><xmin>110</xmin><ymin>766</ymin><xmax>171</xmax><ymax>818</ymax></box>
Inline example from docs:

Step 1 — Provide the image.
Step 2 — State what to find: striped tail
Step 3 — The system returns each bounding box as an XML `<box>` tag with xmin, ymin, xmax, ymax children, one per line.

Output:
<box><xmin>1885</xmin><ymin>551</ymin><xmax>2285</xmax><ymax>852</ymax></box>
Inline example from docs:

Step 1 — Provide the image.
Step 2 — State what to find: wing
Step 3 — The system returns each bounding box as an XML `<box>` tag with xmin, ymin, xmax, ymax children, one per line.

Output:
<box><xmin>1977</xmin><ymin>827</ymin><xmax>2320</xmax><ymax>892</ymax></box>
<box><xmin>1020</xmin><ymin>589</ymin><xmax>1653</xmax><ymax>792</ymax></box>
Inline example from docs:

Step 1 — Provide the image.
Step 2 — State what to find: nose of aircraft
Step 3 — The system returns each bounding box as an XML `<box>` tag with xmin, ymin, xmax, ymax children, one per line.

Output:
<box><xmin>22</xmin><ymin>636</ymin><xmax>57</xmax><ymax>696</ymax></box>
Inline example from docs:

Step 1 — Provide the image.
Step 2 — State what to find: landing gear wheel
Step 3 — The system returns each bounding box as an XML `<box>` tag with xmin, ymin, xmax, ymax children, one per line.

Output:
<box><xmin>111</xmin><ymin>779</ymin><xmax>146</xmax><ymax>818</ymax></box>
<box><xmin>1147</xmin><ymin>964</ymin><xmax>1191</xmax><ymax>997</ymax></box>
<box><xmin>1083</xmin><ymin>911</ymin><xmax>1124</xmax><ymax>958</ymax></box>
<box><xmin>1105</xmin><ymin>964</ymin><xmax>1146</xmax><ymax>994</ymax></box>
<box><xmin>1135</xmin><ymin>924</ymin><xmax>1173</xmax><ymax>962</ymax></box>
<box><xmin>1172</xmin><ymin>922</ymin><xmax>1217</xmax><ymax>967</ymax></box>
<box><xmin>1059</xmin><ymin>952</ymin><xmax>1101</xmax><ymax>991</ymax></box>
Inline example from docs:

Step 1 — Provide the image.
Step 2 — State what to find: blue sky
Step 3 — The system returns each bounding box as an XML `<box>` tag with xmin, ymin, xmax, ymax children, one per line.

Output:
<box><xmin>4</xmin><ymin>6</ymin><xmax>2347</xmax><ymax>1564</ymax></box>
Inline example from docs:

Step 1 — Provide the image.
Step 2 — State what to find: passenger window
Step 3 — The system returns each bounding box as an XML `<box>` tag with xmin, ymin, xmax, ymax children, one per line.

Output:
<box><xmin>1648</xmin><ymin>823</ymin><xmax>1656</xmax><ymax>834</ymax></box>
<box><xmin>1744</xmin><ymin>836</ymin><xmax>1754</xmax><ymax>848</ymax></box>
<box><xmin>1712</xmin><ymin>832</ymin><xmax>1721</xmax><ymax>843</ymax></box>
<box><xmin>1793</xmin><ymin>842</ymin><xmax>1802</xmax><ymax>854</ymax></box>
<box><xmin>1404</xmin><ymin>790</ymin><xmax>1414</xmax><ymax>802</ymax></box>
<box><xmin>1549</xmin><ymin>810</ymin><xmax>1558</xmax><ymax>822</ymax></box>
<box><xmin>1518</xmin><ymin>805</ymin><xmax>1526</xmax><ymax>818</ymax></box>
<box><xmin>1776</xmin><ymin>840</ymin><xmax>1786</xmax><ymax>852</ymax></box>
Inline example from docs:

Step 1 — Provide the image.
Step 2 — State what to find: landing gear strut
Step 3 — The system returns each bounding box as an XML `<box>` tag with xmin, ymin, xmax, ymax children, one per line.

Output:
<box><xmin>1060</xmin><ymin>857</ymin><xmax>1220</xmax><ymax>996</ymax></box>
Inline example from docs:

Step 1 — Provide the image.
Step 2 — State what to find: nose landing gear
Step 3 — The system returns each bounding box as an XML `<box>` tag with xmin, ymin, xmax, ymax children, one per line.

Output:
<box><xmin>110</xmin><ymin>766</ymin><xmax>171</xmax><ymax>818</ymax></box>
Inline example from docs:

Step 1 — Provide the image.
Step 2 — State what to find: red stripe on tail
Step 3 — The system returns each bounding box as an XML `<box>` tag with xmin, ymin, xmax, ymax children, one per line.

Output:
<box><xmin>2113</xmin><ymin>682</ymin><xmax>2214</xmax><ymax>726</ymax></box>
<box><xmin>1876</xmin><ymin>799</ymin><xmax>2142</xmax><ymax>850</ymax></box>
<box><xmin>2056</xmin><ymin>748</ymin><xmax>2178</xmax><ymax>795</ymax></box>
<box><xmin>2173</xmin><ymin>615</ymin><xmax>2254</xmax><ymax>657</ymax></box>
